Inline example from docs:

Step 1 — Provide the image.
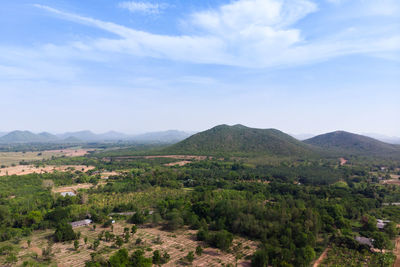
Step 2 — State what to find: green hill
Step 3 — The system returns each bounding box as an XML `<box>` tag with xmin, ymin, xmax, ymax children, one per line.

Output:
<box><xmin>164</xmin><ymin>124</ymin><xmax>315</xmax><ymax>157</ymax></box>
<box><xmin>0</xmin><ymin>131</ymin><xmax>46</xmax><ymax>143</ymax></box>
<box><xmin>0</xmin><ymin>131</ymin><xmax>60</xmax><ymax>143</ymax></box>
<box><xmin>304</xmin><ymin>131</ymin><xmax>400</xmax><ymax>158</ymax></box>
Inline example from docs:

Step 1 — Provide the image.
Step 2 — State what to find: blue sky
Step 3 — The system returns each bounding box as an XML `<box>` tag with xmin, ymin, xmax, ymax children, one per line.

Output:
<box><xmin>0</xmin><ymin>0</ymin><xmax>399</xmax><ymax>135</ymax></box>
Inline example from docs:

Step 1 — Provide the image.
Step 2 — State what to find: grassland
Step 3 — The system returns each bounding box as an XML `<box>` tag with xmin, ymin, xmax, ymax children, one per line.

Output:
<box><xmin>0</xmin><ymin>149</ymin><xmax>91</xmax><ymax>167</ymax></box>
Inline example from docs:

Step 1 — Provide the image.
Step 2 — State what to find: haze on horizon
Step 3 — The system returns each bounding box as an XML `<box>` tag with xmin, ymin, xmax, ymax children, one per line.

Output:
<box><xmin>0</xmin><ymin>0</ymin><xmax>399</xmax><ymax>136</ymax></box>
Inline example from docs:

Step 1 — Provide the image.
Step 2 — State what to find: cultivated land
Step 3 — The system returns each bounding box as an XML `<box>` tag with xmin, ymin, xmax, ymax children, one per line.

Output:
<box><xmin>1</xmin><ymin>125</ymin><xmax>400</xmax><ymax>266</ymax></box>
<box><xmin>15</xmin><ymin>222</ymin><xmax>257</xmax><ymax>267</ymax></box>
<box><xmin>0</xmin><ymin>165</ymin><xmax>94</xmax><ymax>176</ymax></box>
<box><xmin>0</xmin><ymin>149</ymin><xmax>92</xmax><ymax>167</ymax></box>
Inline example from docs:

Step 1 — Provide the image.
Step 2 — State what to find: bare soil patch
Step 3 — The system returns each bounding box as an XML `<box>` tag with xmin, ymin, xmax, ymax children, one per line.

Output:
<box><xmin>381</xmin><ymin>179</ymin><xmax>400</xmax><ymax>186</ymax></box>
<box><xmin>313</xmin><ymin>247</ymin><xmax>330</xmax><ymax>267</ymax></box>
<box><xmin>0</xmin><ymin>165</ymin><xmax>94</xmax><ymax>176</ymax></box>
<box><xmin>46</xmin><ymin>149</ymin><xmax>94</xmax><ymax>157</ymax></box>
<box><xmin>164</xmin><ymin>160</ymin><xmax>192</xmax><ymax>167</ymax></box>
<box><xmin>17</xmin><ymin>222</ymin><xmax>257</xmax><ymax>267</ymax></box>
<box><xmin>339</xmin><ymin>158</ymin><xmax>347</xmax><ymax>166</ymax></box>
<box><xmin>0</xmin><ymin>149</ymin><xmax>93</xmax><ymax>167</ymax></box>
<box><xmin>52</xmin><ymin>183</ymin><xmax>94</xmax><ymax>194</ymax></box>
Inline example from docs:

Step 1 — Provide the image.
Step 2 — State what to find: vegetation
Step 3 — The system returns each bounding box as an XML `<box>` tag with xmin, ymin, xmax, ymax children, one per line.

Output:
<box><xmin>0</xmin><ymin>128</ymin><xmax>400</xmax><ymax>266</ymax></box>
<box><xmin>164</xmin><ymin>124</ymin><xmax>316</xmax><ymax>157</ymax></box>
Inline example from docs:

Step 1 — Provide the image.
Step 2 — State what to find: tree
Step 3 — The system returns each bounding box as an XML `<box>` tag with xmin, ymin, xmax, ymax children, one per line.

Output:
<box><xmin>130</xmin><ymin>212</ymin><xmax>146</xmax><ymax>225</ymax></box>
<box><xmin>211</xmin><ymin>230</ymin><xmax>233</xmax><ymax>251</ymax></box>
<box><xmin>186</xmin><ymin>251</ymin><xmax>194</xmax><ymax>263</ymax></box>
<box><xmin>131</xmin><ymin>225</ymin><xmax>138</xmax><ymax>235</ymax></box>
<box><xmin>165</xmin><ymin>211</ymin><xmax>184</xmax><ymax>231</ymax></box>
<box><xmin>54</xmin><ymin>223</ymin><xmax>77</xmax><ymax>242</ymax></box>
<box><xmin>384</xmin><ymin>221</ymin><xmax>397</xmax><ymax>239</ymax></box>
<box><xmin>373</xmin><ymin>232</ymin><xmax>391</xmax><ymax>252</ymax></box>
<box><xmin>93</xmin><ymin>239</ymin><xmax>100</xmax><ymax>250</ymax></box>
<box><xmin>251</xmin><ymin>249</ymin><xmax>268</xmax><ymax>267</ymax></box>
<box><xmin>152</xmin><ymin>250</ymin><xmax>162</xmax><ymax>265</ymax></box>
<box><xmin>115</xmin><ymin>236</ymin><xmax>123</xmax><ymax>248</ymax></box>
<box><xmin>195</xmin><ymin>245</ymin><xmax>203</xmax><ymax>256</ymax></box>
<box><xmin>109</xmin><ymin>248</ymin><xmax>129</xmax><ymax>267</ymax></box>
<box><xmin>130</xmin><ymin>249</ymin><xmax>152</xmax><ymax>267</ymax></box>
<box><xmin>74</xmin><ymin>240</ymin><xmax>79</xmax><ymax>251</ymax></box>
<box><xmin>124</xmin><ymin>232</ymin><xmax>130</xmax><ymax>243</ymax></box>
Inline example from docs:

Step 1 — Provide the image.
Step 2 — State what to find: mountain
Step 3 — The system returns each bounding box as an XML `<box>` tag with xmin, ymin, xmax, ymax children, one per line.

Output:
<box><xmin>131</xmin><ymin>130</ymin><xmax>192</xmax><ymax>143</ymax></box>
<box><xmin>165</xmin><ymin>124</ymin><xmax>314</xmax><ymax>156</ymax></box>
<box><xmin>63</xmin><ymin>136</ymin><xmax>82</xmax><ymax>143</ymax></box>
<box><xmin>38</xmin><ymin>132</ymin><xmax>59</xmax><ymax>141</ymax></box>
<box><xmin>0</xmin><ymin>130</ymin><xmax>49</xmax><ymax>143</ymax></box>
<box><xmin>57</xmin><ymin>131</ymin><xmax>99</xmax><ymax>141</ymax></box>
<box><xmin>0</xmin><ymin>132</ymin><xmax>7</xmax><ymax>138</ymax></box>
<box><xmin>98</xmin><ymin>131</ymin><xmax>129</xmax><ymax>140</ymax></box>
<box><xmin>304</xmin><ymin>131</ymin><xmax>400</xmax><ymax>158</ymax></box>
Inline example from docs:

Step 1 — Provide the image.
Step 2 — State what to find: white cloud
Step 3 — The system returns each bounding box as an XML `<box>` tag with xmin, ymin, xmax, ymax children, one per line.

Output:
<box><xmin>118</xmin><ymin>2</ymin><xmax>167</xmax><ymax>14</ymax></box>
<box><xmin>25</xmin><ymin>1</ymin><xmax>400</xmax><ymax>68</ymax></box>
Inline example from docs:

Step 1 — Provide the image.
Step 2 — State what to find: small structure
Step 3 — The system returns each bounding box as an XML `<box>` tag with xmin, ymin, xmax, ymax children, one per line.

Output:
<box><xmin>355</xmin><ymin>236</ymin><xmax>374</xmax><ymax>247</ymax></box>
<box><xmin>70</xmin><ymin>219</ymin><xmax>92</xmax><ymax>228</ymax></box>
<box><xmin>377</xmin><ymin>219</ymin><xmax>390</xmax><ymax>230</ymax></box>
<box><xmin>60</xmin><ymin>191</ymin><xmax>76</xmax><ymax>197</ymax></box>
<box><xmin>383</xmin><ymin>202</ymin><xmax>400</xmax><ymax>206</ymax></box>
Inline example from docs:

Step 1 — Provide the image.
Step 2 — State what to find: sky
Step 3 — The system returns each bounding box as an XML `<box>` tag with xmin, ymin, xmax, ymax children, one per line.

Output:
<box><xmin>0</xmin><ymin>0</ymin><xmax>399</xmax><ymax>135</ymax></box>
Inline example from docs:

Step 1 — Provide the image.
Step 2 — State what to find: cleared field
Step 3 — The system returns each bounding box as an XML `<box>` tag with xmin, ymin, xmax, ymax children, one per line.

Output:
<box><xmin>16</xmin><ymin>222</ymin><xmax>257</xmax><ymax>267</ymax></box>
<box><xmin>0</xmin><ymin>164</ymin><xmax>94</xmax><ymax>176</ymax></box>
<box><xmin>0</xmin><ymin>149</ymin><xmax>92</xmax><ymax>167</ymax></box>
<box><xmin>164</xmin><ymin>160</ymin><xmax>192</xmax><ymax>166</ymax></box>
<box><xmin>52</xmin><ymin>183</ymin><xmax>95</xmax><ymax>194</ymax></box>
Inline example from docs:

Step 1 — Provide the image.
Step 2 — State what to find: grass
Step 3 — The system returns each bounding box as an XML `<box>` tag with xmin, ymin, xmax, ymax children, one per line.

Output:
<box><xmin>0</xmin><ymin>151</ymin><xmax>65</xmax><ymax>167</ymax></box>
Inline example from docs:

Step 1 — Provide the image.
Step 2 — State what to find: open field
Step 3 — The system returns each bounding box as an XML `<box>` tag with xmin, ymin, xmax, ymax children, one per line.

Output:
<box><xmin>0</xmin><ymin>164</ymin><xmax>94</xmax><ymax>176</ymax></box>
<box><xmin>52</xmin><ymin>183</ymin><xmax>95</xmax><ymax>194</ymax></box>
<box><xmin>164</xmin><ymin>160</ymin><xmax>193</xmax><ymax>166</ymax></box>
<box><xmin>15</xmin><ymin>222</ymin><xmax>257</xmax><ymax>267</ymax></box>
<box><xmin>0</xmin><ymin>149</ymin><xmax>92</xmax><ymax>167</ymax></box>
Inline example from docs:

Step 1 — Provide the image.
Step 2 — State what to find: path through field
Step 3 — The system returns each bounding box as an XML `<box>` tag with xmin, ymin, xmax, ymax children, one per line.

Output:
<box><xmin>313</xmin><ymin>247</ymin><xmax>329</xmax><ymax>267</ymax></box>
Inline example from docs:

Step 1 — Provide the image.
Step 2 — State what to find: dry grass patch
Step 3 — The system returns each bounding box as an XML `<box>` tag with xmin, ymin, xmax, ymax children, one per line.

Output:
<box><xmin>0</xmin><ymin>165</ymin><xmax>95</xmax><ymax>176</ymax></box>
<box><xmin>16</xmin><ymin>222</ymin><xmax>257</xmax><ymax>267</ymax></box>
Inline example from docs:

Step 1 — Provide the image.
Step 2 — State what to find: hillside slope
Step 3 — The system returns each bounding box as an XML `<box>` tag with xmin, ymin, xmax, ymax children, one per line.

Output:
<box><xmin>0</xmin><ymin>131</ymin><xmax>49</xmax><ymax>143</ymax></box>
<box><xmin>165</xmin><ymin>124</ymin><xmax>315</xmax><ymax>156</ymax></box>
<box><xmin>304</xmin><ymin>131</ymin><xmax>400</xmax><ymax>158</ymax></box>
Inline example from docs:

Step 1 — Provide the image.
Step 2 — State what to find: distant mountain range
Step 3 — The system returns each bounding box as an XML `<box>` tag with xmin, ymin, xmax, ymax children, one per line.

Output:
<box><xmin>363</xmin><ymin>133</ymin><xmax>400</xmax><ymax>145</ymax></box>
<box><xmin>1</xmin><ymin>126</ymin><xmax>399</xmax><ymax>160</ymax></box>
<box><xmin>0</xmin><ymin>130</ymin><xmax>192</xmax><ymax>144</ymax></box>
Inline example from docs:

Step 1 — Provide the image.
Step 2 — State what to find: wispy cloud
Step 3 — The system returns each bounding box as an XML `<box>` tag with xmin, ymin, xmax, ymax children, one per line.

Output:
<box><xmin>118</xmin><ymin>1</ymin><xmax>168</xmax><ymax>14</ymax></box>
<box><xmin>24</xmin><ymin>1</ymin><xmax>400</xmax><ymax>68</ymax></box>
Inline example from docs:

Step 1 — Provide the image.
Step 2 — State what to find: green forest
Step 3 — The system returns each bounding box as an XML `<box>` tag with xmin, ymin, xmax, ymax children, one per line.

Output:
<box><xmin>0</xmin><ymin>147</ymin><xmax>399</xmax><ymax>266</ymax></box>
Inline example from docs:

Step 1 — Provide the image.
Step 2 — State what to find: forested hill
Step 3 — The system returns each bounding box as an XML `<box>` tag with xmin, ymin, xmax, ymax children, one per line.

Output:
<box><xmin>164</xmin><ymin>124</ymin><xmax>315</xmax><ymax>157</ymax></box>
<box><xmin>304</xmin><ymin>130</ymin><xmax>400</xmax><ymax>158</ymax></box>
<box><xmin>0</xmin><ymin>130</ymin><xmax>58</xmax><ymax>143</ymax></box>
